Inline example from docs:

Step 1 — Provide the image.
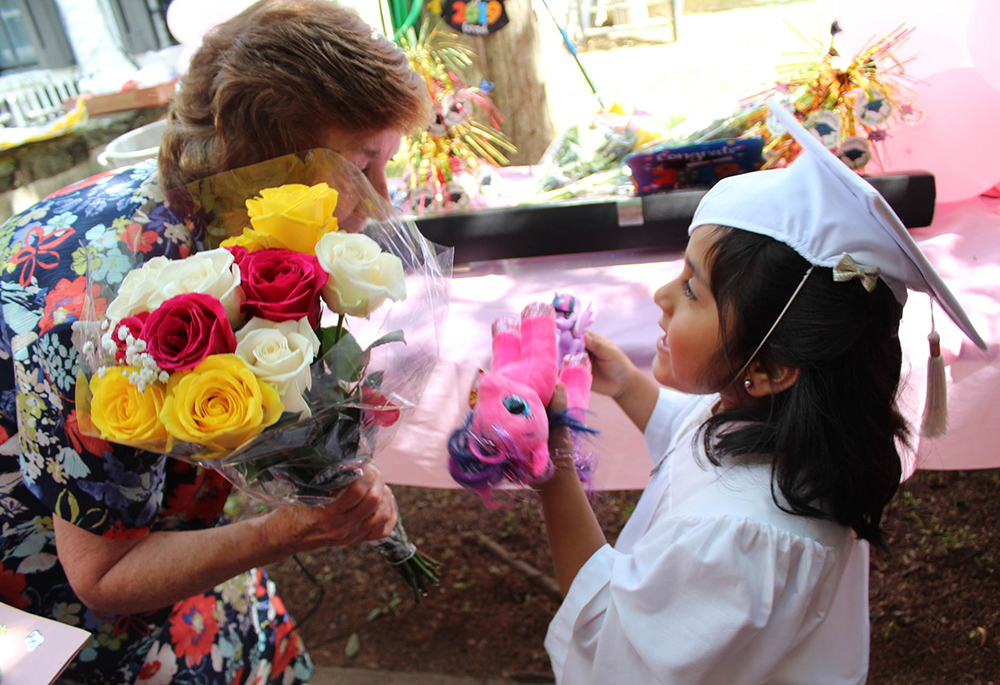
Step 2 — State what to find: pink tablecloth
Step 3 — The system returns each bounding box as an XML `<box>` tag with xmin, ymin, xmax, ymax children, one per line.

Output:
<box><xmin>378</xmin><ymin>195</ymin><xmax>1000</xmax><ymax>489</ymax></box>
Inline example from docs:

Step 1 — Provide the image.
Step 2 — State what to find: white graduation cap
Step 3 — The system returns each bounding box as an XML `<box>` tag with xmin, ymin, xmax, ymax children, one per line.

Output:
<box><xmin>689</xmin><ymin>97</ymin><xmax>989</xmax><ymax>436</ymax></box>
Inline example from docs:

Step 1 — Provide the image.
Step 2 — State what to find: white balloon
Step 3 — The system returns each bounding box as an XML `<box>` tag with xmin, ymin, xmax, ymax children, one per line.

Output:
<box><xmin>166</xmin><ymin>0</ymin><xmax>259</xmax><ymax>46</ymax></box>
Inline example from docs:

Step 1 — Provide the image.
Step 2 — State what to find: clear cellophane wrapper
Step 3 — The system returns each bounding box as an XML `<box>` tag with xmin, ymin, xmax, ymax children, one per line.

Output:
<box><xmin>72</xmin><ymin>150</ymin><xmax>453</xmax><ymax>597</ymax></box>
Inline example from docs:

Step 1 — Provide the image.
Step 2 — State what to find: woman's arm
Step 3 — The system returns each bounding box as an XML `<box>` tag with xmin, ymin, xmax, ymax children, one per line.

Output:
<box><xmin>55</xmin><ymin>464</ymin><xmax>395</xmax><ymax>615</ymax></box>
<box><xmin>538</xmin><ymin>385</ymin><xmax>607</xmax><ymax>595</ymax></box>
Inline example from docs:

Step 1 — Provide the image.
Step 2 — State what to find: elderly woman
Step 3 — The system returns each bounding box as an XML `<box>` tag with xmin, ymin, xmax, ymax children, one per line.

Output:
<box><xmin>0</xmin><ymin>1</ymin><xmax>430</xmax><ymax>683</ymax></box>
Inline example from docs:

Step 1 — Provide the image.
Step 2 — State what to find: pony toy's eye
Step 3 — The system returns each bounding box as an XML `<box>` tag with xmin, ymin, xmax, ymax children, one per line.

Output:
<box><xmin>502</xmin><ymin>395</ymin><xmax>531</xmax><ymax>416</ymax></box>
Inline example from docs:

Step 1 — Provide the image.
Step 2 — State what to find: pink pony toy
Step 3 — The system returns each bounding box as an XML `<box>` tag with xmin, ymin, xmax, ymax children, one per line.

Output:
<box><xmin>449</xmin><ymin>302</ymin><xmax>595</xmax><ymax>503</ymax></box>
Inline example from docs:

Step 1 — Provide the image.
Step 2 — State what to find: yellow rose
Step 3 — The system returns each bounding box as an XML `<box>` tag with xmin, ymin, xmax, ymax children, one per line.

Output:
<box><xmin>220</xmin><ymin>232</ymin><xmax>266</xmax><ymax>252</ymax></box>
<box><xmin>160</xmin><ymin>354</ymin><xmax>283</xmax><ymax>454</ymax></box>
<box><xmin>243</xmin><ymin>183</ymin><xmax>339</xmax><ymax>254</ymax></box>
<box><xmin>89</xmin><ymin>367</ymin><xmax>169</xmax><ymax>445</ymax></box>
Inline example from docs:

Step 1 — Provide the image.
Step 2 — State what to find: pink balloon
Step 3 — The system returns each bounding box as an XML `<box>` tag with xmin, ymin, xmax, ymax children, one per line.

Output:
<box><xmin>834</xmin><ymin>0</ymin><xmax>974</xmax><ymax>78</ymax></box>
<box><xmin>878</xmin><ymin>68</ymin><xmax>1000</xmax><ymax>202</ymax></box>
<box><xmin>968</xmin><ymin>0</ymin><xmax>1000</xmax><ymax>92</ymax></box>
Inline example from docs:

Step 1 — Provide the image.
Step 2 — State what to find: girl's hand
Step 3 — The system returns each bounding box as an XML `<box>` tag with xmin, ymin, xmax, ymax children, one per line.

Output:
<box><xmin>547</xmin><ymin>383</ymin><xmax>574</xmax><ymax>463</ymax></box>
<box><xmin>270</xmin><ymin>464</ymin><xmax>398</xmax><ymax>553</ymax></box>
<box><xmin>585</xmin><ymin>330</ymin><xmax>639</xmax><ymax>399</ymax></box>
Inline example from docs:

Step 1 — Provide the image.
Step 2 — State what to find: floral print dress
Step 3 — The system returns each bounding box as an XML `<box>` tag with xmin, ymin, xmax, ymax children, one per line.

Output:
<box><xmin>0</xmin><ymin>160</ymin><xmax>313</xmax><ymax>685</ymax></box>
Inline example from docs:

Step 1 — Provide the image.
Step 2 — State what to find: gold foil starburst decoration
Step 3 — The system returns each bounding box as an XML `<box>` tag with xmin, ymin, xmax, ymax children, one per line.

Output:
<box><xmin>396</xmin><ymin>19</ymin><xmax>515</xmax><ymax>213</ymax></box>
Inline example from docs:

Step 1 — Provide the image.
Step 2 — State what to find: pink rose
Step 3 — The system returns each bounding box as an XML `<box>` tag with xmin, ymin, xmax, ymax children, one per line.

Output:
<box><xmin>142</xmin><ymin>293</ymin><xmax>237</xmax><ymax>371</ymax></box>
<box><xmin>239</xmin><ymin>248</ymin><xmax>327</xmax><ymax>327</ymax></box>
<box><xmin>113</xmin><ymin>311</ymin><xmax>150</xmax><ymax>363</ymax></box>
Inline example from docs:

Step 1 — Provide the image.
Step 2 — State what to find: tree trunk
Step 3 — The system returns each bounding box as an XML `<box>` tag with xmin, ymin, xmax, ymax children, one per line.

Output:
<box><xmin>468</xmin><ymin>0</ymin><xmax>555</xmax><ymax>165</ymax></box>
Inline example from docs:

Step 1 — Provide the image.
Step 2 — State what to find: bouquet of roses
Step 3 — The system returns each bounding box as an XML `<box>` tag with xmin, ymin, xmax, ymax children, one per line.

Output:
<box><xmin>72</xmin><ymin>150</ymin><xmax>452</xmax><ymax>599</ymax></box>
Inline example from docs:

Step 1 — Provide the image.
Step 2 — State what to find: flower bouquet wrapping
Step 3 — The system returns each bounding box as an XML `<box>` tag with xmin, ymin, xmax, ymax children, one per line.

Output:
<box><xmin>71</xmin><ymin>150</ymin><xmax>453</xmax><ymax>599</ymax></box>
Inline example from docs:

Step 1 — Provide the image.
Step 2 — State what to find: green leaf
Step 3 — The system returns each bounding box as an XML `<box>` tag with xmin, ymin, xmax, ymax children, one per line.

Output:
<box><xmin>368</xmin><ymin>329</ymin><xmax>406</xmax><ymax>350</ymax></box>
<box><xmin>345</xmin><ymin>632</ymin><xmax>360</xmax><ymax>659</ymax></box>
<box><xmin>317</xmin><ymin>324</ymin><xmax>349</xmax><ymax>360</ymax></box>
<box><xmin>324</xmin><ymin>331</ymin><xmax>364</xmax><ymax>383</ymax></box>
<box><xmin>366</xmin><ymin>609</ymin><xmax>383</xmax><ymax>622</ymax></box>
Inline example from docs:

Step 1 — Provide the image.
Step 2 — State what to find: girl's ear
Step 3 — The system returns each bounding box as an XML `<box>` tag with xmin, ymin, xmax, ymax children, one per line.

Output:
<box><xmin>744</xmin><ymin>361</ymin><xmax>801</xmax><ymax>398</ymax></box>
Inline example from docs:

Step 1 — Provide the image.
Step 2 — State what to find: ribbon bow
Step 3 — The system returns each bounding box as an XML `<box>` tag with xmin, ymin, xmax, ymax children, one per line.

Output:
<box><xmin>833</xmin><ymin>252</ymin><xmax>880</xmax><ymax>292</ymax></box>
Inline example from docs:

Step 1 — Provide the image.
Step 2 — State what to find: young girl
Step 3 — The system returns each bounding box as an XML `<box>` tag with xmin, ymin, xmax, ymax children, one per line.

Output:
<box><xmin>537</xmin><ymin>101</ymin><xmax>987</xmax><ymax>684</ymax></box>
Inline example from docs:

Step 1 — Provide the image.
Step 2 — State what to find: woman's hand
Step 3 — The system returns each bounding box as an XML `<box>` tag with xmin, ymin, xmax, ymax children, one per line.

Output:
<box><xmin>585</xmin><ymin>331</ymin><xmax>639</xmax><ymax>399</ymax></box>
<box><xmin>270</xmin><ymin>463</ymin><xmax>398</xmax><ymax>554</ymax></box>
<box><xmin>55</xmin><ymin>463</ymin><xmax>398</xmax><ymax>615</ymax></box>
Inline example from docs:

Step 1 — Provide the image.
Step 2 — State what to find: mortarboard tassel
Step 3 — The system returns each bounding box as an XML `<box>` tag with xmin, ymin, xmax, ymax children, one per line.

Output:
<box><xmin>920</xmin><ymin>306</ymin><xmax>948</xmax><ymax>438</ymax></box>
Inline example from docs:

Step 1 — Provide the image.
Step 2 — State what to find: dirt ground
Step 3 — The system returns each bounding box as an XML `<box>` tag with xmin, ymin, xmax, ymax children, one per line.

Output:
<box><xmin>268</xmin><ymin>468</ymin><xmax>1000</xmax><ymax>683</ymax></box>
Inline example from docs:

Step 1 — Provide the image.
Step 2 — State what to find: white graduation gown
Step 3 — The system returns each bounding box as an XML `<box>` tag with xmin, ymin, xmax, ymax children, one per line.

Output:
<box><xmin>545</xmin><ymin>389</ymin><xmax>870</xmax><ymax>684</ymax></box>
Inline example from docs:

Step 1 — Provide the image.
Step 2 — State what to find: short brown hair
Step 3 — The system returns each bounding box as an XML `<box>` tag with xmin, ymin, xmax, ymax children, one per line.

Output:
<box><xmin>158</xmin><ymin>0</ymin><xmax>431</xmax><ymax>190</ymax></box>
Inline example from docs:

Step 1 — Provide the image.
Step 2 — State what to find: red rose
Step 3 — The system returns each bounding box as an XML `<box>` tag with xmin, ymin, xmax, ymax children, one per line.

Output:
<box><xmin>224</xmin><ymin>245</ymin><xmax>249</xmax><ymax>271</ymax></box>
<box><xmin>362</xmin><ymin>386</ymin><xmax>401</xmax><ymax>428</ymax></box>
<box><xmin>239</xmin><ymin>248</ymin><xmax>327</xmax><ymax>326</ymax></box>
<box><xmin>142</xmin><ymin>293</ymin><xmax>236</xmax><ymax>372</ymax></box>
<box><xmin>113</xmin><ymin>310</ymin><xmax>150</xmax><ymax>363</ymax></box>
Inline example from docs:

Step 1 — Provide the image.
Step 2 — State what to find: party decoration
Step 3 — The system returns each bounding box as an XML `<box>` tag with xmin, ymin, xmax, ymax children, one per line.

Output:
<box><xmin>663</xmin><ymin>23</ymin><xmax>921</xmax><ymax>177</ymax></box>
<box><xmin>395</xmin><ymin>19</ymin><xmax>516</xmax><ymax>214</ymax></box>
<box><xmin>753</xmin><ymin>24</ymin><xmax>921</xmax><ymax>172</ymax></box>
<box><xmin>438</xmin><ymin>0</ymin><xmax>509</xmax><ymax>36</ymax></box>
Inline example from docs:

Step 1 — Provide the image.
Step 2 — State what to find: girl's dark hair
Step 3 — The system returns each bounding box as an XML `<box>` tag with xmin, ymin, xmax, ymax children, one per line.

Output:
<box><xmin>700</xmin><ymin>226</ymin><xmax>907</xmax><ymax>551</ymax></box>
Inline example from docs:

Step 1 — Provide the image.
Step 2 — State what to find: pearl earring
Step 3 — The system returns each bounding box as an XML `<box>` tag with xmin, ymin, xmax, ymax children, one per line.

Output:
<box><xmin>743</xmin><ymin>378</ymin><xmax>753</xmax><ymax>389</ymax></box>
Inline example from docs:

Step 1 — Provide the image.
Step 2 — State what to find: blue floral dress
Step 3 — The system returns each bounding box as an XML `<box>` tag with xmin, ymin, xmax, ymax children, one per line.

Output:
<box><xmin>0</xmin><ymin>161</ymin><xmax>314</xmax><ymax>685</ymax></box>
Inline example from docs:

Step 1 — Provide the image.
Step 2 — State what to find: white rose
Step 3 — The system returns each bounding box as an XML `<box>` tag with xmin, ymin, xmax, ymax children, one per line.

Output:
<box><xmin>235</xmin><ymin>317</ymin><xmax>320</xmax><ymax>416</ymax></box>
<box><xmin>105</xmin><ymin>256</ymin><xmax>170</xmax><ymax>320</ymax></box>
<box><xmin>315</xmin><ymin>232</ymin><xmax>406</xmax><ymax>317</ymax></box>
<box><xmin>148</xmin><ymin>248</ymin><xmax>245</xmax><ymax>326</ymax></box>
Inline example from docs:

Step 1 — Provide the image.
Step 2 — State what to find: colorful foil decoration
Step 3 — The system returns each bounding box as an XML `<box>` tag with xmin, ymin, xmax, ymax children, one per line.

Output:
<box><xmin>682</xmin><ymin>24</ymin><xmax>921</xmax><ymax>173</ymax></box>
<box><xmin>396</xmin><ymin>19</ymin><xmax>516</xmax><ymax>213</ymax></box>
